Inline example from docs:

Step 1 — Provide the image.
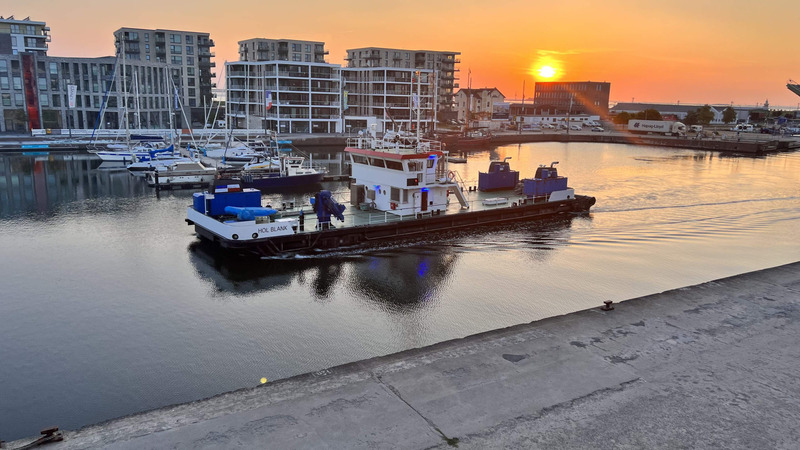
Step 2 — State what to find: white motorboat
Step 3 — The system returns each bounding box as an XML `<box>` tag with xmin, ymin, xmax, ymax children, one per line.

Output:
<box><xmin>145</xmin><ymin>161</ymin><xmax>217</xmax><ymax>188</ymax></box>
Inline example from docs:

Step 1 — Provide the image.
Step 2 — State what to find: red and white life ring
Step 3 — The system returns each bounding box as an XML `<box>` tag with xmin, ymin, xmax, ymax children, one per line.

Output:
<box><xmin>447</xmin><ymin>171</ymin><xmax>456</xmax><ymax>182</ymax></box>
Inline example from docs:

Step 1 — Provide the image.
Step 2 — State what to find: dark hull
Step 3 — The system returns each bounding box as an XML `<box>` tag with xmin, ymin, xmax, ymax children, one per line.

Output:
<box><xmin>194</xmin><ymin>195</ymin><xmax>596</xmax><ymax>256</ymax></box>
<box><xmin>215</xmin><ymin>172</ymin><xmax>325</xmax><ymax>190</ymax></box>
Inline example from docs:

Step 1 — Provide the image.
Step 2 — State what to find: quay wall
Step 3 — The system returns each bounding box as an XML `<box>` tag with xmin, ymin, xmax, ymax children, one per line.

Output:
<box><xmin>8</xmin><ymin>261</ymin><xmax>800</xmax><ymax>449</ymax></box>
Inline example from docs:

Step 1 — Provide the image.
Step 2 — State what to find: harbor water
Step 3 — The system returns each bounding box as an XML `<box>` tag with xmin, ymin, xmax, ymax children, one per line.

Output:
<box><xmin>1</xmin><ymin>142</ymin><xmax>799</xmax><ymax>440</ymax></box>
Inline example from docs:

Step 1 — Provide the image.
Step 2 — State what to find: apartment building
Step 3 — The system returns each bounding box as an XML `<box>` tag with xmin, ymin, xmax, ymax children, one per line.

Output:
<box><xmin>0</xmin><ymin>16</ymin><xmax>50</xmax><ymax>56</ymax></box>
<box><xmin>238</xmin><ymin>38</ymin><xmax>328</xmax><ymax>63</ymax></box>
<box><xmin>226</xmin><ymin>60</ymin><xmax>341</xmax><ymax>134</ymax></box>
<box><xmin>345</xmin><ymin>47</ymin><xmax>460</xmax><ymax>122</ymax></box>
<box><xmin>0</xmin><ymin>52</ymin><xmax>174</xmax><ymax>132</ymax></box>
<box><xmin>114</xmin><ymin>27</ymin><xmax>216</xmax><ymax>124</ymax></box>
<box><xmin>342</xmin><ymin>67</ymin><xmax>435</xmax><ymax>133</ymax></box>
<box><xmin>454</xmin><ymin>88</ymin><xmax>505</xmax><ymax>123</ymax></box>
<box><xmin>533</xmin><ymin>81</ymin><xmax>611</xmax><ymax>116</ymax></box>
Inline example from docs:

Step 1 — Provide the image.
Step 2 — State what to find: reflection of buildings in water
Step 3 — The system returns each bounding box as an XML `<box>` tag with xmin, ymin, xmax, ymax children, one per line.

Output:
<box><xmin>347</xmin><ymin>248</ymin><xmax>459</xmax><ymax>312</ymax></box>
<box><xmin>0</xmin><ymin>154</ymin><xmax>149</xmax><ymax>217</ymax></box>
<box><xmin>187</xmin><ymin>241</ymin><xmax>347</xmax><ymax>298</ymax></box>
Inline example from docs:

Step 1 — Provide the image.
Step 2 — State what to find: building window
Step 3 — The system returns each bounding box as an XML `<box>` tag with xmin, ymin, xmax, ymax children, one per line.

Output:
<box><xmin>0</xmin><ymin>77</ymin><xmax>7</xmax><ymax>89</ymax></box>
<box><xmin>186</xmin><ymin>57</ymin><xmax>194</xmax><ymax>65</ymax></box>
<box><xmin>305</xmin><ymin>44</ymin><xmax>311</xmax><ymax>52</ymax></box>
<box><xmin>170</xmin><ymin>34</ymin><xmax>181</xmax><ymax>43</ymax></box>
<box><xmin>146</xmin><ymin>55</ymin><xmax>150</xmax><ymax>61</ymax></box>
<box><xmin>40</xmin><ymin>94</ymin><xmax>49</xmax><ymax>106</ymax></box>
<box><xmin>10</xmin><ymin>24</ymin><xmax>20</xmax><ymax>33</ymax></box>
<box><xmin>292</xmin><ymin>54</ymin><xmax>301</xmax><ymax>61</ymax></box>
<box><xmin>1</xmin><ymin>93</ymin><xmax>10</xmax><ymax>106</ymax></box>
<box><xmin>171</xmin><ymin>56</ymin><xmax>182</xmax><ymax>65</ymax></box>
<box><xmin>38</xmin><ymin>77</ymin><xmax>47</xmax><ymax>90</ymax></box>
<box><xmin>14</xmin><ymin>93</ymin><xmax>23</xmax><ymax>106</ymax></box>
<box><xmin>188</xmin><ymin>88</ymin><xmax>195</xmax><ymax>97</ymax></box>
<box><xmin>186</xmin><ymin>35</ymin><xmax>193</xmax><ymax>44</ymax></box>
<box><xmin>12</xmin><ymin>77</ymin><xmax>22</xmax><ymax>90</ymax></box>
<box><xmin>292</xmin><ymin>43</ymin><xmax>299</xmax><ymax>51</ymax></box>
<box><xmin>186</xmin><ymin>45</ymin><xmax>193</xmax><ymax>55</ymax></box>
<box><xmin>170</xmin><ymin>45</ymin><xmax>181</xmax><ymax>54</ymax></box>
<box><xmin>144</xmin><ymin>33</ymin><xmax>149</xmax><ymax>42</ymax></box>
<box><xmin>187</xmin><ymin>67</ymin><xmax>195</xmax><ymax>76</ymax></box>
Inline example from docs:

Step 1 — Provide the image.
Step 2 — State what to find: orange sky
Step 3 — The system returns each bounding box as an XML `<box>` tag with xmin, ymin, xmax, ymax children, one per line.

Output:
<box><xmin>10</xmin><ymin>0</ymin><xmax>800</xmax><ymax>108</ymax></box>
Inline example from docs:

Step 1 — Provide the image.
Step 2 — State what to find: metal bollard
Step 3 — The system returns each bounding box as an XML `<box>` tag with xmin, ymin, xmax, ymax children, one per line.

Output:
<box><xmin>600</xmin><ymin>300</ymin><xmax>615</xmax><ymax>311</ymax></box>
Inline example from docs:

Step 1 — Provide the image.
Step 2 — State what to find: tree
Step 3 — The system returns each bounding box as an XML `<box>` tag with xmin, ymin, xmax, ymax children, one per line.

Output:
<box><xmin>697</xmin><ymin>105</ymin><xmax>715</xmax><ymax>125</ymax></box>
<box><xmin>722</xmin><ymin>107</ymin><xmax>737</xmax><ymax>124</ymax></box>
<box><xmin>633</xmin><ymin>109</ymin><xmax>662</xmax><ymax>121</ymax></box>
<box><xmin>613</xmin><ymin>111</ymin><xmax>632</xmax><ymax>125</ymax></box>
<box><xmin>683</xmin><ymin>110</ymin><xmax>699</xmax><ymax>126</ymax></box>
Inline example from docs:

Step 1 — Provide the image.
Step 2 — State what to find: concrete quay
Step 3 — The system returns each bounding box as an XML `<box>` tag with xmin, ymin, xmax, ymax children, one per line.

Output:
<box><xmin>7</xmin><ymin>261</ymin><xmax>800</xmax><ymax>449</ymax></box>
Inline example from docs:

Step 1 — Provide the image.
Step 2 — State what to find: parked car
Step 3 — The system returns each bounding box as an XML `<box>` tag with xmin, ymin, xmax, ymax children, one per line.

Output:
<box><xmin>569</xmin><ymin>124</ymin><xmax>582</xmax><ymax>131</ymax></box>
<box><xmin>591</xmin><ymin>126</ymin><xmax>605</xmax><ymax>132</ymax></box>
<box><xmin>541</xmin><ymin>123</ymin><xmax>555</xmax><ymax>129</ymax></box>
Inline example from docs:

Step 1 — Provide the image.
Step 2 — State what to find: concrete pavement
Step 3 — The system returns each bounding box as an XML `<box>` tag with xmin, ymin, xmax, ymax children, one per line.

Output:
<box><xmin>9</xmin><ymin>261</ymin><xmax>800</xmax><ymax>449</ymax></box>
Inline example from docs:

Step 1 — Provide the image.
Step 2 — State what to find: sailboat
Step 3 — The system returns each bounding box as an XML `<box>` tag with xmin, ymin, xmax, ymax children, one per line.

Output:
<box><xmin>90</xmin><ymin>41</ymin><xmax>169</xmax><ymax>162</ymax></box>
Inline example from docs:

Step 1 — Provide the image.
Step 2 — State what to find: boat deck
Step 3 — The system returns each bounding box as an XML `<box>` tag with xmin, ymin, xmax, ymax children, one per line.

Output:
<box><xmin>259</xmin><ymin>186</ymin><xmax>550</xmax><ymax>233</ymax></box>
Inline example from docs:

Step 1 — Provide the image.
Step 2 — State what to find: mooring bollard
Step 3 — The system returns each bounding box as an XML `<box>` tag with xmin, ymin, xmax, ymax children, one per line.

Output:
<box><xmin>600</xmin><ymin>300</ymin><xmax>615</xmax><ymax>311</ymax></box>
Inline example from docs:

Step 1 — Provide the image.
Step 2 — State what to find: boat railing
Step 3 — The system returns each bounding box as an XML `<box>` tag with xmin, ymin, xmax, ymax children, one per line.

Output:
<box><xmin>345</xmin><ymin>136</ymin><xmax>444</xmax><ymax>152</ymax></box>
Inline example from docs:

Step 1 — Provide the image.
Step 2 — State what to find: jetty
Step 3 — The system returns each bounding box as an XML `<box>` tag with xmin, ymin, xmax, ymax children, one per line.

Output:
<box><xmin>7</xmin><ymin>261</ymin><xmax>800</xmax><ymax>449</ymax></box>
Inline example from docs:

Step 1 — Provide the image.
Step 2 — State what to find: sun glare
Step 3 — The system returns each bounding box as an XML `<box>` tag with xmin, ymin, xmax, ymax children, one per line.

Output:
<box><xmin>538</xmin><ymin>65</ymin><xmax>557</xmax><ymax>79</ymax></box>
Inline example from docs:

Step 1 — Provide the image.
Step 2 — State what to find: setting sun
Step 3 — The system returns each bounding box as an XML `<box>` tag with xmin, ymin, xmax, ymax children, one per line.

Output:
<box><xmin>538</xmin><ymin>65</ymin><xmax>557</xmax><ymax>79</ymax></box>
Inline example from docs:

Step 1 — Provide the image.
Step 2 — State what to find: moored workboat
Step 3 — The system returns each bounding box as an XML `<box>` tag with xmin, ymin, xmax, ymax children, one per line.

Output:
<box><xmin>186</xmin><ymin>130</ymin><xmax>596</xmax><ymax>256</ymax></box>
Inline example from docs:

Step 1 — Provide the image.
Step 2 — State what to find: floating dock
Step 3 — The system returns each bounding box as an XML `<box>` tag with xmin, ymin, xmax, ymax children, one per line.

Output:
<box><xmin>8</xmin><ymin>261</ymin><xmax>800</xmax><ymax>449</ymax></box>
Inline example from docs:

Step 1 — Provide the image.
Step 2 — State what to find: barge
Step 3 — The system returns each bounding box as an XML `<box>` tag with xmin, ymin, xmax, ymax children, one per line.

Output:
<box><xmin>186</xmin><ymin>131</ymin><xmax>596</xmax><ymax>256</ymax></box>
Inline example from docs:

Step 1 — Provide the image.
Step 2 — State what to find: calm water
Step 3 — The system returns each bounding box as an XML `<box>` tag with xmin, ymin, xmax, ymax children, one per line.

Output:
<box><xmin>1</xmin><ymin>143</ymin><xmax>799</xmax><ymax>440</ymax></box>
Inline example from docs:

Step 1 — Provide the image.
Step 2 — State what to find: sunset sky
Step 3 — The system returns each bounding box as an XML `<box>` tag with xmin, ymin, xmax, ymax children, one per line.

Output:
<box><xmin>10</xmin><ymin>0</ymin><xmax>800</xmax><ymax>108</ymax></box>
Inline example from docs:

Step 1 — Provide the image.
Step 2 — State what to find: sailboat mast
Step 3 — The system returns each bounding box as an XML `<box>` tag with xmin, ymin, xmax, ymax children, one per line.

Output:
<box><xmin>133</xmin><ymin>70</ymin><xmax>141</xmax><ymax>130</ymax></box>
<box><xmin>120</xmin><ymin>38</ymin><xmax>130</xmax><ymax>145</ymax></box>
<box><xmin>165</xmin><ymin>66</ymin><xmax>174</xmax><ymax>147</ymax></box>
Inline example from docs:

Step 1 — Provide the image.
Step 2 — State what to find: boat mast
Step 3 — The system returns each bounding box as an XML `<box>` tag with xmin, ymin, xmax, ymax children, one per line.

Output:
<box><xmin>165</xmin><ymin>66</ymin><xmax>175</xmax><ymax>149</ymax></box>
<box><xmin>133</xmin><ymin>69</ymin><xmax>141</xmax><ymax>130</ymax></box>
<box><xmin>120</xmin><ymin>37</ymin><xmax>130</xmax><ymax>146</ymax></box>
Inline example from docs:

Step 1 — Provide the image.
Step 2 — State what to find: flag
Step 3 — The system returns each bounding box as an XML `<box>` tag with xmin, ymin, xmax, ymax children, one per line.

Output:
<box><xmin>265</xmin><ymin>90</ymin><xmax>272</xmax><ymax>110</ymax></box>
<box><xmin>174</xmin><ymin>87</ymin><xmax>179</xmax><ymax>110</ymax></box>
<box><xmin>67</xmin><ymin>84</ymin><xmax>77</xmax><ymax>108</ymax></box>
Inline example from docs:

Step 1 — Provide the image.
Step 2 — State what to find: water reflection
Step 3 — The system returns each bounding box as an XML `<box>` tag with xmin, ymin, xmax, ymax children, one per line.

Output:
<box><xmin>188</xmin><ymin>240</ymin><xmax>355</xmax><ymax>299</ymax></box>
<box><xmin>348</xmin><ymin>248</ymin><xmax>459</xmax><ymax>312</ymax></box>
<box><xmin>0</xmin><ymin>153</ymin><xmax>149</xmax><ymax>218</ymax></box>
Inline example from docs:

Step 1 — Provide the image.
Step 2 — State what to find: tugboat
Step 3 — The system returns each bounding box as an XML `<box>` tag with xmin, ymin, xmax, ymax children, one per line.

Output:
<box><xmin>186</xmin><ymin>128</ymin><xmax>596</xmax><ymax>256</ymax></box>
<box><xmin>478</xmin><ymin>157</ymin><xmax>519</xmax><ymax>191</ymax></box>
